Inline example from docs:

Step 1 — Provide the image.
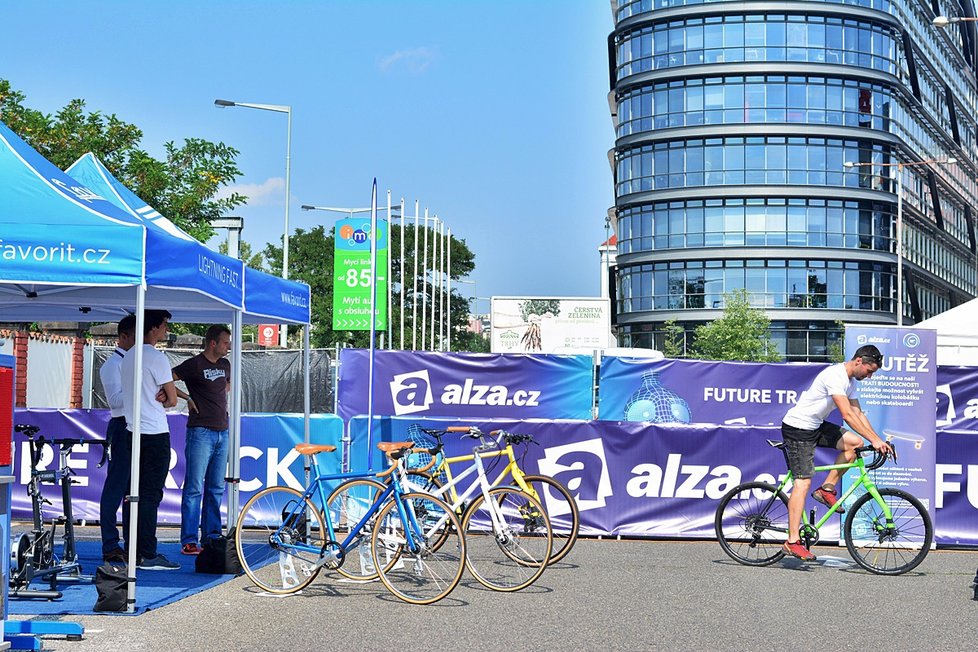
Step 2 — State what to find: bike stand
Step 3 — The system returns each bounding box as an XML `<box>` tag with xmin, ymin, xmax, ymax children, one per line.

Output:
<box><xmin>7</xmin><ymin>587</ymin><xmax>63</xmax><ymax>600</ymax></box>
<box><xmin>4</xmin><ymin>620</ymin><xmax>84</xmax><ymax>649</ymax></box>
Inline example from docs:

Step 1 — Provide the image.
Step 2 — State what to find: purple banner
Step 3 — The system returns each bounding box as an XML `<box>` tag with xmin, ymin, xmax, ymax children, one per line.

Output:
<box><xmin>936</xmin><ymin>366</ymin><xmax>978</xmax><ymax>432</ymax></box>
<box><xmin>11</xmin><ymin>409</ymin><xmax>344</xmax><ymax>524</ymax></box>
<box><xmin>336</xmin><ymin>349</ymin><xmax>594</xmax><ymax>422</ymax></box>
<box><xmin>10</xmin><ymin>408</ymin><xmax>978</xmax><ymax>545</ymax></box>
<box><xmin>598</xmin><ymin>357</ymin><xmax>826</xmax><ymax>425</ymax></box>
<box><xmin>935</xmin><ymin>430</ymin><xmax>978</xmax><ymax>545</ymax></box>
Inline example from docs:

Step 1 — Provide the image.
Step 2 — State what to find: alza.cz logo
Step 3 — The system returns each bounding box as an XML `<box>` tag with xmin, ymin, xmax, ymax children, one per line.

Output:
<box><xmin>388</xmin><ymin>369</ymin><xmax>542</xmax><ymax>416</ymax></box>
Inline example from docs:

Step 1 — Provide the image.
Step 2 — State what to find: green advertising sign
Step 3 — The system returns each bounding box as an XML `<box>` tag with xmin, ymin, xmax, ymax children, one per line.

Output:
<box><xmin>333</xmin><ymin>218</ymin><xmax>388</xmax><ymax>330</ymax></box>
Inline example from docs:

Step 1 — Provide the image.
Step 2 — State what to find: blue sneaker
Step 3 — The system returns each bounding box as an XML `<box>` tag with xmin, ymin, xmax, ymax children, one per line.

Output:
<box><xmin>138</xmin><ymin>554</ymin><xmax>180</xmax><ymax>570</ymax></box>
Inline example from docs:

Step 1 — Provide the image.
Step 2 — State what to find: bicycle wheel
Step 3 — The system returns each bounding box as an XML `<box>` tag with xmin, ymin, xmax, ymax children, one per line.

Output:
<box><xmin>715</xmin><ymin>481</ymin><xmax>789</xmax><ymax>566</ymax></box>
<box><xmin>324</xmin><ymin>479</ymin><xmax>387</xmax><ymax>581</ymax></box>
<box><xmin>520</xmin><ymin>474</ymin><xmax>579</xmax><ymax>564</ymax></box>
<box><xmin>843</xmin><ymin>488</ymin><xmax>933</xmax><ymax>575</ymax></box>
<box><xmin>371</xmin><ymin>492</ymin><xmax>465</xmax><ymax>605</ymax></box>
<box><xmin>462</xmin><ymin>487</ymin><xmax>552</xmax><ymax>592</ymax></box>
<box><xmin>235</xmin><ymin>486</ymin><xmax>327</xmax><ymax>594</ymax></box>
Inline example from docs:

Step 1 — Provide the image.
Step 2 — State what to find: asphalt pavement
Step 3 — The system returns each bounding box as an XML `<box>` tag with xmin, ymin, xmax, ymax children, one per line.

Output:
<box><xmin>11</xmin><ymin>535</ymin><xmax>978</xmax><ymax>652</ymax></box>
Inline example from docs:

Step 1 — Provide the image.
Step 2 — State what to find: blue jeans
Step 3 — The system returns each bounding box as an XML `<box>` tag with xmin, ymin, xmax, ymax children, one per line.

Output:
<box><xmin>100</xmin><ymin>416</ymin><xmax>130</xmax><ymax>556</ymax></box>
<box><xmin>181</xmin><ymin>426</ymin><xmax>229</xmax><ymax>545</ymax></box>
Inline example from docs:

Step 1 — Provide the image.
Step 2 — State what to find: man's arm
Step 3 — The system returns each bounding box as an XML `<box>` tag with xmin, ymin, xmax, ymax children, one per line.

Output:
<box><xmin>100</xmin><ymin>363</ymin><xmax>125</xmax><ymax>412</ymax></box>
<box><xmin>832</xmin><ymin>395</ymin><xmax>892</xmax><ymax>453</ymax></box>
<box><xmin>159</xmin><ymin>380</ymin><xmax>178</xmax><ymax>408</ymax></box>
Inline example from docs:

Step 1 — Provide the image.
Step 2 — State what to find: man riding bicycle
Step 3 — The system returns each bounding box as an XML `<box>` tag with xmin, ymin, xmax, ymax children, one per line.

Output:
<box><xmin>780</xmin><ymin>344</ymin><xmax>893</xmax><ymax>561</ymax></box>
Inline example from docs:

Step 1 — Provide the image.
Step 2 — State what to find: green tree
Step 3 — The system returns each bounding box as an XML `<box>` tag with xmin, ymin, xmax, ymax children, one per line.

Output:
<box><xmin>661</xmin><ymin>319</ymin><xmax>685</xmax><ymax>358</ymax></box>
<box><xmin>219</xmin><ymin>239</ymin><xmax>267</xmax><ymax>271</ymax></box>
<box><xmin>691</xmin><ymin>289</ymin><xmax>781</xmax><ymax>362</ymax></box>
<box><xmin>264</xmin><ymin>223</ymin><xmax>478</xmax><ymax>349</ymax></box>
<box><xmin>827</xmin><ymin>319</ymin><xmax>846</xmax><ymax>362</ymax></box>
<box><xmin>0</xmin><ymin>78</ymin><xmax>245</xmax><ymax>242</ymax></box>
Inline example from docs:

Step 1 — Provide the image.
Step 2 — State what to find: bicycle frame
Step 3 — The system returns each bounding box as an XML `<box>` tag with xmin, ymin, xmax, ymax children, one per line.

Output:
<box><xmin>768</xmin><ymin>453</ymin><xmax>894</xmax><ymax>533</ymax></box>
<box><xmin>270</xmin><ymin>452</ymin><xmax>433</xmax><ymax>565</ymax></box>
<box><xmin>422</xmin><ymin>434</ymin><xmax>538</xmax><ymax>507</ymax></box>
<box><xmin>402</xmin><ymin>441</ymin><xmax>514</xmax><ymax>534</ymax></box>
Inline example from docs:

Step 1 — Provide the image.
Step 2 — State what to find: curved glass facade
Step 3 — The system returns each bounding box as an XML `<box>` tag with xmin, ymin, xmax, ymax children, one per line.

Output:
<box><xmin>616</xmin><ymin>15</ymin><xmax>899</xmax><ymax>80</ymax></box>
<box><xmin>609</xmin><ymin>1</ymin><xmax>978</xmax><ymax>360</ymax></box>
<box><xmin>617</xmin><ymin>198</ymin><xmax>893</xmax><ymax>254</ymax></box>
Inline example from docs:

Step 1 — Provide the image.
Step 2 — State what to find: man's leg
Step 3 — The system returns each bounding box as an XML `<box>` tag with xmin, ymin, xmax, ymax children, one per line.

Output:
<box><xmin>787</xmin><ymin>477</ymin><xmax>811</xmax><ymax>543</ymax></box>
<box><xmin>201</xmin><ymin>429</ymin><xmax>229</xmax><ymax>542</ymax></box>
<box><xmin>823</xmin><ymin>431</ymin><xmax>862</xmax><ymax>491</ymax></box>
<box><xmin>181</xmin><ymin>427</ymin><xmax>208</xmax><ymax>546</ymax></box>
<box><xmin>136</xmin><ymin>433</ymin><xmax>171</xmax><ymax>560</ymax></box>
<box><xmin>99</xmin><ymin>418</ymin><xmax>131</xmax><ymax>556</ymax></box>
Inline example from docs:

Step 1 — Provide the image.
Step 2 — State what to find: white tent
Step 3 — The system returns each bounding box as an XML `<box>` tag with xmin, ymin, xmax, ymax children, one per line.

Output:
<box><xmin>915</xmin><ymin>298</ymin><xmax>978</xmax><ymax>365</ymax></box>
<box><xmin>0</xmin><ymin>122</ymin><xmax>311</xmax><ymax>610</ymax></box>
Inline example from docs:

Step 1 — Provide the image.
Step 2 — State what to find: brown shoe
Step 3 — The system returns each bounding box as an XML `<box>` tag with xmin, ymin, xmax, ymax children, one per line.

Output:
<box><xmin>782</xmin><ymin>540</ymin><xmax>816</xmax><ymax>561</ymax></box>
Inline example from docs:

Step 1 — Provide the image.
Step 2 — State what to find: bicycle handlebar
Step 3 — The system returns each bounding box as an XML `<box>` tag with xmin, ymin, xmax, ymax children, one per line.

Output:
<box><xmin>856</xmin><ymin>443</ymin><xmax>895</xmax><ymax>470</ymax></box>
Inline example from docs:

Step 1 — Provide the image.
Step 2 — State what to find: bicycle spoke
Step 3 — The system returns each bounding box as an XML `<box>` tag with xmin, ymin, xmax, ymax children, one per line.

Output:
<box><xmin>715</xmin><ymin>482</ymin><xmax>789</xmax><ymax>566</ymax></box>
<box><xmin>464</xmin><ymin>487</ymin><xmax>552</xmax><ymax>592</ymax></box>
<box><xmin>844</xmin><ymin>488</ymin><xmax>932</xmax><ymax>575</ymax></box>
<box><xmin>372</xmin><ymin>492</ymin><xmax>465</xmax><ymax>604</ymax></box>
<box><xmin>236</xmin><ymin>487</ymin><xmax>327</xmax><ymax>594</ymax></box>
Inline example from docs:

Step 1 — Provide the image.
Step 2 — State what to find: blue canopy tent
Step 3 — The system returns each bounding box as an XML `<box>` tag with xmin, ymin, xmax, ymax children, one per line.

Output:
<box><xmin>0</xmin><ymin>122</ymin><xmax>309</xmax><ymax>610</ymax></box>
<box><xmin>65</xmin><ymin>152</ymin><xmax>313</xmax><ymax>527</ymax></box>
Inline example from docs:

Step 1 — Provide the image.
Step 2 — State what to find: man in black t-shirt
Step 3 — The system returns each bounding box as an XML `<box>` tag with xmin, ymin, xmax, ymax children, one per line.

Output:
<box><xmin>172</xmin><ymin>325</ymin><xmax>231</xmax><ymax>555</ymax></box>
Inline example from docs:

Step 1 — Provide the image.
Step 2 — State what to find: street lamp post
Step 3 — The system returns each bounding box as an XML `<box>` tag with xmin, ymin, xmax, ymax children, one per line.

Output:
<box><xmin>844</xmin><ymin>157</ymin><xmax>957</xmax><ymax>326</ymax></box>
<box><xmin>215</xmin><ymin>98</ymin><xmax>292</xmax><ymax>347</ymax></box>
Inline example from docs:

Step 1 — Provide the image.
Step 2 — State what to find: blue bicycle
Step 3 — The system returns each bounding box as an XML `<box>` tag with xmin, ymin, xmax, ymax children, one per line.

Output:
<box><xmin>235</xmin><ymin>441</ymin><xmax>466</xmax><ymax>605</ymax></box>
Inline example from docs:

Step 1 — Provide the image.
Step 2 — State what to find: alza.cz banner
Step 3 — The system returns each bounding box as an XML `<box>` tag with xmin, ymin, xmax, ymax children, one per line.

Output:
<box><xmin>336</xmin><ymin>349</ymin><xmax>594</xmax><ymax>421</ymax></box>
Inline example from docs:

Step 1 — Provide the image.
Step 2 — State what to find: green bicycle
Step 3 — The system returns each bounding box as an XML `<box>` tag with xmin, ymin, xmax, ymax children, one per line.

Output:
<box><xmin>715</xmin><ymin>440</ymin><xmax>933</xmax><ymax>575</ymax></box>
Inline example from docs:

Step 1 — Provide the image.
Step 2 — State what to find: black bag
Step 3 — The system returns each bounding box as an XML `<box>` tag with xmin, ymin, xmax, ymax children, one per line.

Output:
<box><xmin>195</xmin><ymin>535</ymin><xmax>243</xmax><ymax>575</ymax></box>
<box><xmin>93</xmin><ymin>563</ymin><xmax>128</xmax><ymax>612</ymax></box>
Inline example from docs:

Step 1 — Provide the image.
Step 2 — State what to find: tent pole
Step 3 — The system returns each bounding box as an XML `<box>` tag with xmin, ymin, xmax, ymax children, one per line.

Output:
<box><xmin>125</xmin><ymin>285</ymin><xmax>146</xmax><ymax>613</ymax></box>
<box><xmin>227</xmin><ymin>309</ymin><xmax>243</xmax><ymax>529</ymax></box>
<box><xmin>366</xmin><ymin>180</ymin><xmax>378</xmax><ymax>471</ymax></box>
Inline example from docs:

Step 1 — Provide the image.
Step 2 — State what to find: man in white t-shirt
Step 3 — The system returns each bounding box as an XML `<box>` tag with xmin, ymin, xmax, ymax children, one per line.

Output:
<box><xmin>121</xmin><ymin>309</ymin><xmax>180</xmax><ymax>571</ymax></box>
<box><xmin>780</xmin><ymin>344</ymin><xmax>892</xmax><ymax>561</ymax></box>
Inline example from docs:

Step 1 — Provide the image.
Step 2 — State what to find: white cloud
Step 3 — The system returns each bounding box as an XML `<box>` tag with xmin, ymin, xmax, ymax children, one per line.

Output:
<box><xmin>217</xmin><ymin>177</ymin><xmax>285</xmax><ymax>206</ymax></box>
<box><xmin>378</xmin><ymin>46</ymin><xmax>438</xmax><ymax>73</ymax></box>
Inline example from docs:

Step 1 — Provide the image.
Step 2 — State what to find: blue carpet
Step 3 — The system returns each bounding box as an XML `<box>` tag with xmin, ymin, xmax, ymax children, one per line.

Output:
<box><xmin>6</xmin><ymin>540</ymin><xmax>237</xmax><ymax>616</ymax></box>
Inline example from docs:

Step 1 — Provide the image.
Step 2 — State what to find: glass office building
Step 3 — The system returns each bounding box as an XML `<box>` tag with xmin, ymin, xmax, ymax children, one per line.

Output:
<box><xmin>609</xmin><ymin>0</ymin><xmax>978</xmax><ymax>360</ymax></box>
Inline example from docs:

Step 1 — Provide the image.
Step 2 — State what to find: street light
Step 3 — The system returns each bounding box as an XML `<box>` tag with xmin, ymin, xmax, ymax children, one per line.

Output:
<box><xmin>215</xmin><ymin>98</ymin><xmax>292</xmax><ymax>347</ymax></box>
<box><xmin>843</xmin><ymin>157</ymin><xmax>957</xmax><ymax>326</ymax></box>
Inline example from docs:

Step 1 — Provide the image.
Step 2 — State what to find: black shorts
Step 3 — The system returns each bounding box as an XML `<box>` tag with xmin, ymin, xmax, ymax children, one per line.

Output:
<box><xmin>780</xmin><ymin>421</ymin><xmax>845</xmax><ymax>479</ymax></box>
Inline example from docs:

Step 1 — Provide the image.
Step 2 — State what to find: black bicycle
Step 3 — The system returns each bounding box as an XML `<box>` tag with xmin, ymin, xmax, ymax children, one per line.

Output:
<box><xmin>10</xmin><ymin>424</ymin><xmax>108</xmax><ymax>599</ymax></box>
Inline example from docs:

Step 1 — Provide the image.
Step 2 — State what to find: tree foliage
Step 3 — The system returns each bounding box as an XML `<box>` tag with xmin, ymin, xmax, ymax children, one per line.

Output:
<box><xmin>692</xmin><ymin>289</ymin><xmax>781</xmax><ymax>362</ymax></box>
<box><xmin>661</xmin><ymin>319</ymin><xmax>685</xmax><ymax>359</ymax></box>
<box><xmin>264</xmin><ymin>223</ymin><xmax>480</xmax><ymax>350</ymax></box>
<box><xmin>0</xmin><ymin>78</ymin><xmax>245</xmax><ymax>241</ymax></box>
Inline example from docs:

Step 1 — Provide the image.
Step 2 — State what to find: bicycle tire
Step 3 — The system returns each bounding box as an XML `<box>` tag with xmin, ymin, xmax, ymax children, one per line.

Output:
<box><xmin>715</xmin><ymin>481</ymin><xmax>789</xmax><ymax>566</ymax></box>
<box><xmin>235</xmin><ymin>486</ymin><xmax>327</xmax><ymax>594</ymax></box>
<box><xmin>371</xmin><ymin>491</ymin><xmax>465</xmax><ymax>605</ymax></box>
<box><xmin>843</xmin><ymin>488</ymin><xmax>933</xmax><ymax>575</ymax></box>
<box><xmin>462</xmin><ymin>487</ymin><xmax>552</xmax><ymax>592</ymax></box>
<box><xmin>519</xmin><ymin>474</ymin><xmax>580</xmax><ymax>564</ymax></box>
<box><xmin>324</xmin><ymin>478</ymin><xmax>388</xmax><ymax>581</ymax></box>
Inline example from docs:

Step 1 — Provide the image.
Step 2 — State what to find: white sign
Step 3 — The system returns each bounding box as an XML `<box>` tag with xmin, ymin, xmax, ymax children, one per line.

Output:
<box><xmin>490</xmin><ymin>296</ymin><xmax>612</xmax><ymax>354</ymax></box>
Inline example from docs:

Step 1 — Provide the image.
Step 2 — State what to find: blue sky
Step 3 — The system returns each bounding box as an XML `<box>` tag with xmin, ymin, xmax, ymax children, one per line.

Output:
<box><xmin>1</xmin><ymin>1</ymin><xmax>615</xmax><ymax>306</ymax></box>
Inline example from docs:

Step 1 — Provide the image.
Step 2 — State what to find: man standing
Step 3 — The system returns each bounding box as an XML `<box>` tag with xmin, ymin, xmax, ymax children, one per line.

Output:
<box><xmin>780</xmin><ymin>344</ymin><xmax>893</xmax><ymax>561</ymax></box>
<box><xmin>172</xmin><ymin>325</ymin><xmax>231</xmax><ymax>555</ymax></box>
<box><xmin>121</xmin><ymin>309</ymin><xmax>180</xmax><ymax>570</ymax></box>
<box><xmin>98</xmin><ymin>314</ymin><xmax>136</xmax><ymax>563</ymax></box>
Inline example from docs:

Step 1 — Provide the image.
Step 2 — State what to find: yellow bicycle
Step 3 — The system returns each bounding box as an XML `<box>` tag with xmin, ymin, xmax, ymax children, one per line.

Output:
<box><xmin>406</xmin><ymin>425</ymin><xmax>579</xmax><ymax>564</ymax></box>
